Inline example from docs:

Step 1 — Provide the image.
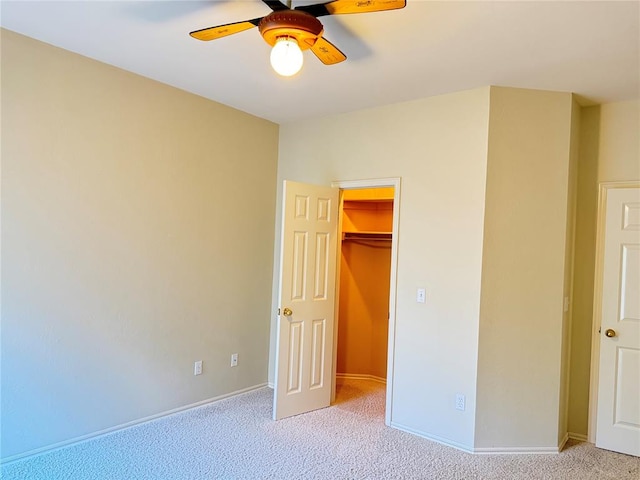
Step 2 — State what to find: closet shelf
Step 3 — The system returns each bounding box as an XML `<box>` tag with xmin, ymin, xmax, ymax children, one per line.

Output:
<box><xmin>342</xmin><ymin>231</ymin><xmax>392</xmax><ymax>241</ymax></box>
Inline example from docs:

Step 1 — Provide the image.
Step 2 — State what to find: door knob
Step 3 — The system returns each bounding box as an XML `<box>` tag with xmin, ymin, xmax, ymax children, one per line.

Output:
<box><xmin>605</xmin><ymin>328</ymin><xmax>616</xmax><ymax>338</ymax></box>
<box><xmin>282</xmin><ymin>307</ymin><xmax>293</xmax><ymax>316</ymax></box>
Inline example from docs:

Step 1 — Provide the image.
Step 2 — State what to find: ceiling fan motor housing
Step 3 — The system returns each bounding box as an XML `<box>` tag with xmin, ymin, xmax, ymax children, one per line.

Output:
<box><xmin>259</xmin><ymin>10</ymin><xmax>324</xmax><ymax>50</ymax></box>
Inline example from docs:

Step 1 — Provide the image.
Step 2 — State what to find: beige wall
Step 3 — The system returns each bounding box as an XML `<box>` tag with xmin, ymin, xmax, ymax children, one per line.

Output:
<box><xmin>475</xmin><ymin>87</ymin><xmax>574</xmax><ymax>449</ymax></box>
<box><xmin>598</xmin><ymin>100</ymin><xmax>640</xmax><ymax>183</ymax></box>
<box><xmin>273</xmin><ymin>87</ymin><xmax>492</xmax><ymax>449</ymax></box>
<box><xmin>1</xmin><ymin>30</ymin><xmax>279</xmax><ymax>459</ymax></box>
<box><xmin>568</xmin><ymin>100</ymin><xmax>640</xmax><ymax>437</ymax></box>
<box><xmin>559</xmin><ymin>98</ymin><xmax>581</xmax><ymax>443</ymax></box>
<box><xmin>567</xmin><ymin>105</ymin><xmax>600</xmax><ymax>437</ymax></box>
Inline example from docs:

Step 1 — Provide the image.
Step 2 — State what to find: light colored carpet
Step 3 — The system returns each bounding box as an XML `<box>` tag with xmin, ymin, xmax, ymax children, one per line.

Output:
<box><xmin>2</xmin><ymin>379</ymin><xmax>638</xmax><ymax>479</ymax></box>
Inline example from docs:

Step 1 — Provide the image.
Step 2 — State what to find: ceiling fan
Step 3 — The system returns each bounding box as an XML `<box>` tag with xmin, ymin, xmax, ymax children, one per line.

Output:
<box><xmin>190</xmin><ymin>0</ymin><xmax>406</xmax><ymax>76</ymax></box>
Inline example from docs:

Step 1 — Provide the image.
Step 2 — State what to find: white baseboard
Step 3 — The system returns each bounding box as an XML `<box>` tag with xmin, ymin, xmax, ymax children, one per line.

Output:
<box><xmin>392</xmin><ymin>422</ymin><xmax>565</xmax><ymax>455</ymax></box>
<box><xmin>473</xmin><ymin>445</ymin><xmax>561</xmax><ymax>455</ymax></box>
<box><xmin>474</xmin><ymin>433</ymin><xmax>565</xmax><ymax>455</ymax></box>
<box><xmin>336</xmin><ymin>373</ymin><xmax>386</xmax><ymax>384</ymax></box>
<box><xmin>558</xmin><ymin>432</ymin><xmax>569</xmax><ymax>451</ymax></box>
<box><xmin>390</xmin><ymin>421</ymin><xmax>474</xmax><ymax>453</ymax></box>
<box><xmin>568</xmin><ymin>432</ymin><xmax>589</xmax><ymax>442</ymax></box>
<box><xmin>1</xmin><ymin>383</ymin><xmax>267</xmax><ymax>465</ymax></box>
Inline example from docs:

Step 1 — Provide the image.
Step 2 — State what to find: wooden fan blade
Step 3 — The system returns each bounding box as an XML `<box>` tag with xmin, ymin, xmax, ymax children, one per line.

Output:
<box><xmin>311</xmin><ymin>36</ymin><xmax>347</xmax><ymax>65</ymax></box>
<box><xmin>297</xmin><ymin>0</ymin><xmax>406</xmax><ymax>17</ymax></box>
<box><xmin>189</xmin><ymin>18</ymin><xmax>261</xmax><ymax>41</ymax></box>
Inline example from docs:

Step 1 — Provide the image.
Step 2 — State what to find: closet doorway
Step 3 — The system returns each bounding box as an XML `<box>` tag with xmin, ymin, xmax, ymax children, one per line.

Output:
<box><xmin>331</xmin><ymin>179</ymin><xmax>400</xmax><ymax>426</ymax></box>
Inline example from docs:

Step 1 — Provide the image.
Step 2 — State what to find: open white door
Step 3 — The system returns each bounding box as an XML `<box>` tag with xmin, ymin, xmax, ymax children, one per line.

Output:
<box><xmin>595</xmin><ymin>185</ymin><xmax>640</xmax><ymax>456</ymax></box>
<box><xmin>273</xmin><ymin>180</ymin><xmax>339</xmax><ymax>420</ymax></box>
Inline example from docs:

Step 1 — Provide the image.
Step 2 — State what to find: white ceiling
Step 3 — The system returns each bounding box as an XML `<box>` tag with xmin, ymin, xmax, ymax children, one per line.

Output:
<box><xmin>1</xmin><ymin>1</ymin><xmax>638</xmax><ymax>124</ymax></box>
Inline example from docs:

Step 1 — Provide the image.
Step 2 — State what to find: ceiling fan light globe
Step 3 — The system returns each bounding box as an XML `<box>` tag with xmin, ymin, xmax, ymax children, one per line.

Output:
<box><xmin>270</xmin><ymin>37</ymin><xmax>304</xmax><ymax>77</ymax></box>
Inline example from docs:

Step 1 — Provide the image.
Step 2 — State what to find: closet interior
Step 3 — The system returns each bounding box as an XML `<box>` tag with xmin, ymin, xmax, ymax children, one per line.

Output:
<box><xmin>336</xmin><ymin>187</ymin><xmax>394</xmax><ymax>383</ymax></box>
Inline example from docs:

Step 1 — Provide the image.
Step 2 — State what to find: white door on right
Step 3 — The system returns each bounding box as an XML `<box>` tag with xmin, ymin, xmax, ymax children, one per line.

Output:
<box><xmin>596</xmin><ymin>184</ymin><xmax>640</xmax><ymax>457</ymax></box>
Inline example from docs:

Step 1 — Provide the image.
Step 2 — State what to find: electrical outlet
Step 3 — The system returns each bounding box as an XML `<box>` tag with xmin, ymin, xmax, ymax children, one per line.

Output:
<box><xmin>455</xmin><ymin>393</ymin><xmax>465</xmax><ymax>411</ymax></box>
<box><xmin>231</xmin><ymin>353</ymin><xmax>238</xmax><ymax>367</ymax></box>
<box><xmin>194</xmin><ymin>360</ymin><xmax>203</xmax><ymax>376</ymax></box>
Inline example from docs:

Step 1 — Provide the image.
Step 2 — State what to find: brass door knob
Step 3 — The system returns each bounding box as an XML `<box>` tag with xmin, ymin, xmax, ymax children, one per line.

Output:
<box><xmin>605</xmin><ymin>328</ymin><xmax>616</xmax><ymax>338</ymax></box>
<box><xmin>282</xmin><ymin>307</ymin><xmax>293</xmax><ymax>317</ymax></box>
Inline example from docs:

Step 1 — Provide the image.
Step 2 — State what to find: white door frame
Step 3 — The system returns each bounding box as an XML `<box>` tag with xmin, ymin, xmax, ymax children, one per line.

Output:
<box><xmin>331</xmin><ymin>177</ymin><xmax>401</xmax><ymax>426</ymax></box>
<box><xmin>587</xmin><ymin>180</ymin><xmax>640</xmax><ymax>443</ymax></box>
